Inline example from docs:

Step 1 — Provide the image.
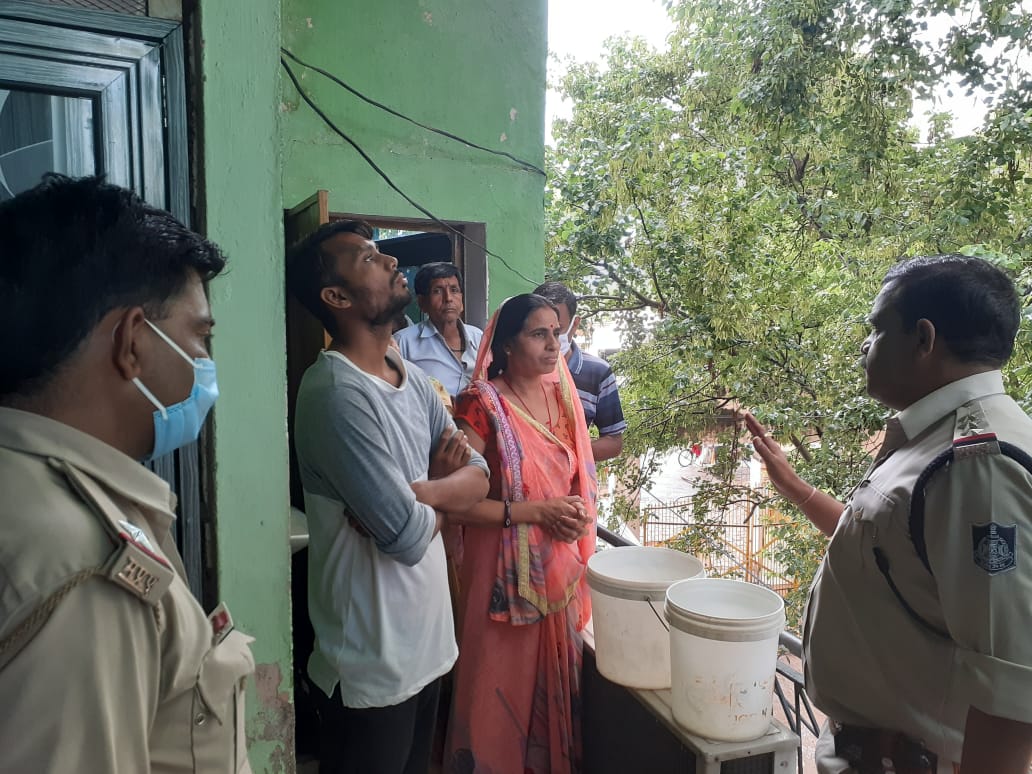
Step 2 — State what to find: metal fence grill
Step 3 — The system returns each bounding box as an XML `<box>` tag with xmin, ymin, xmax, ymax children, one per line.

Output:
<box><xmin>641</xmin><ymin>491</ymin><xmax>799</xmax><ymax>594</ymax></box>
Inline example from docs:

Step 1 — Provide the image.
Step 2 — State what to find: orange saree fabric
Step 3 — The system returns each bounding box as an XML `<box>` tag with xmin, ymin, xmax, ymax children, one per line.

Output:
<box><xmin>444</xmin><ymin>361</ymin><xmax>597</xmax><ymax>774</ymax></box>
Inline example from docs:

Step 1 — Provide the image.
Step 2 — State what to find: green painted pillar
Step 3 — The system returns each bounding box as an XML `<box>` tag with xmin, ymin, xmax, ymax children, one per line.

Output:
<box><xmin>198</xmin><ymin>1</ymin><xmax>294</xmax><ymax>771</ymax></box>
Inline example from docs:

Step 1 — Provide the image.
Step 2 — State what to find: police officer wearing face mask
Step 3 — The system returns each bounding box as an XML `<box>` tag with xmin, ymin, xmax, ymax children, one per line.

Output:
<box><xmin>534</xmin><ymin>282</ymin><xmax>627</xmax><ymax>462</ymax></box>
<box><xmin>0</xmin><ymin>175</ymin><xmax>255</xmax><ymax>773</ymax></box>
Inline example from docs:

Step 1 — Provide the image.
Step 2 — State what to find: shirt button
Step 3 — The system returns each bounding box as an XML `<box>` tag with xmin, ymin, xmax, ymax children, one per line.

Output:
<box><xmin>194</xmin><ymin>713</ymin><xmax>207</xmax><ymax>726</ymax></box>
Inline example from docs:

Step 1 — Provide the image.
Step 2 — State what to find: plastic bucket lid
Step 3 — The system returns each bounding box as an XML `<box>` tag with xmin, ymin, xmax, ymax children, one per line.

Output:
<box><xmin>665</xmin><ymin>578</ymin><xmax>785</xmax><ymax>642</ymax></box>
<box><xmin>586</xmin><ymin>546</ymin><xmax>706</xmax><ymax>601</ymax></box>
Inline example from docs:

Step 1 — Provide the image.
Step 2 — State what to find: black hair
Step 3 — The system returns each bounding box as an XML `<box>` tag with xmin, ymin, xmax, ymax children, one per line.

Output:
<box><xmin>286</xmin><ymin>219</ymin><xmax>374</xmax><ymax>338</ymax></box>
<box><xmin>391</xmin><ymin>310</ymin><xmax>411</xmax><ymax>334</ymax></box>
<box><xmin>414</xmin><ymin>262</ymin><xmax>463</xmax><ymax>296</ymax></box>
<box><xmin>533</xmin><ymin>281</ymin><xmax>578</xmax><ymax>318</ymax></box>
<box><xmin>882</xmin><ymin>254</ymin><xmax>1021</xmax><ymax>366</ymax></box>
<box><xmin>487</xmin><ymin>293</ymin><xmax>557</xmax><ymax>379</ymax></box>
<box><xmin>0</xmin><ymin>174</ymin><xmax>226</xmax><ymax>398</ymax></box>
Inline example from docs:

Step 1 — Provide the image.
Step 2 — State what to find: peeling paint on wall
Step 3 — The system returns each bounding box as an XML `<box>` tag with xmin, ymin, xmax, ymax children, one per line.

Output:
<box><xmin>247</xmin><ymin>662</ymin><xmax>295</xmax><ymax>774</ymax></box>
<box><xmin>499</xmin><ymin>132</ymin><xmax>507</xmax><ymax>142</ymax></box>
<box><xmin>423</xmin><ymin>11</ymin><xmax>433</xmax><ymax>25</ymax></box>
<box><xmin>510</xmin><ymin>107</ymin><xmax>518</xmax><ymax>122</ymax></box>
<box><xmin>305</xmin><ymin>17</ymin><xmax>313</xmax><ymax>28</ymax></box>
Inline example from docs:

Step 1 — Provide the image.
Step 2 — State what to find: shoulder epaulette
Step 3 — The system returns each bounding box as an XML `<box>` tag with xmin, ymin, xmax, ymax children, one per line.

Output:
<box><xmin>50</xmin><ymin>458</ymin><xmax>174</xmax><ymax>605</ymax></box>
<box><xmin>0</xmin><ymin>459</ymin><xmax>175</xmax><ymax>672</ymax></box>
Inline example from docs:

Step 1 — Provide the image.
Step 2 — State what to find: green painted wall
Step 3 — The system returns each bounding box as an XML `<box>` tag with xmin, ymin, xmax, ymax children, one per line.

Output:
<box><xmin>194</xmin><ymin>3</ymin><xmax>547</xmax><ymax>772</ymax></box>
<box><xmin>198</xmin><ymin>2</ymin><xmax>294</xmax><ymax>772</ymax></box>
<box><xmin>280</xmin><ymin>0</ymin><xmax>548</xmax><ymax>304</ymax></box>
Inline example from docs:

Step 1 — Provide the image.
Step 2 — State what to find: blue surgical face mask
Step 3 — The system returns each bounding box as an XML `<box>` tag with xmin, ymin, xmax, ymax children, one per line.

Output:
<box><xmin>132</xmin><ymin>319</ymin><xmax>219</xmax><ymax>461</ymax></box>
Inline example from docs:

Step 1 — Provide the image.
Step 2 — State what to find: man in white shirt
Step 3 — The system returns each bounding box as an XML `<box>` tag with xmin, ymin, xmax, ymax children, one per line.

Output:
<box><xmin>287</xmin><ymin>221</ymin><xmax>489</xmax><ymax>774</ymax></box>
<box><xmin>395</xmin><ymin>262</ymin><xmax>483</xmax><ymax>396</ymax></box>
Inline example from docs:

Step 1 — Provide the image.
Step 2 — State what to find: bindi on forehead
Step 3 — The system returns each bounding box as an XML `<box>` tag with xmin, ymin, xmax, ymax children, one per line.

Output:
<box><xmin>524</xmin><ymin>309</ymin><xmax>559</xmax><ymax>331</ymax></box>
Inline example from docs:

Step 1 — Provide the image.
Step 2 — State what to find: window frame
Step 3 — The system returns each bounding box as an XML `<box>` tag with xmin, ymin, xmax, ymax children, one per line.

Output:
<box><xmin>0</xmin><ymin>1</ymin><xmax>188</xmax><ymax>218</ymax></box>
<box><xmin>0</xmin><ymin>1</ymin><xmax>205</xmax><ymax>597</ymax></box>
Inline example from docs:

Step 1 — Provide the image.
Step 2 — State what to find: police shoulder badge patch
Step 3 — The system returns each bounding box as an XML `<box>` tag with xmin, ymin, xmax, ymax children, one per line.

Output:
<box><xmin>971</xmin><ymin>522</ymin><xmax>1017</xmax><ymax>575</ymax></box>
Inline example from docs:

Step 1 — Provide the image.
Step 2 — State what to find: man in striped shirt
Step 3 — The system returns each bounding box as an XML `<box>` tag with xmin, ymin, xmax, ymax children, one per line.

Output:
<box><xmin>535</xmin><ymin>282</ymin><xmax>627</xmax><ymax>461</ymax></box>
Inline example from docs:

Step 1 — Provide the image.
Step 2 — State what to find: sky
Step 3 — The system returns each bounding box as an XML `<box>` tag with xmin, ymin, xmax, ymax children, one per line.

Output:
<box><xmin>545</xmin><ymin>0</ymin><xmax>673</xmax><ymax>353</ymax></box>
<box><xmin>546</xmin><ymin>0</ymin><xmax>673</xmax><ymax>145</ymax></box>
<box><xmin>544</xmin><ymin>0</ymin><xmax>992</xmax><ymax>144</ymax></box>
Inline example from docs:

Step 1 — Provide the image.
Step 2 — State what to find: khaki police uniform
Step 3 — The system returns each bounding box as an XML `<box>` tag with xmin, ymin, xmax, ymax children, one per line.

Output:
<box><xmin>0</xmin><ymin>407</ymin><xmax>255</xmax><ymax>773</ymax></box>
<box><xmin>804</xmin><ymin>371</ymin><xmax>1032</xmax><ymax>773</ymax></box>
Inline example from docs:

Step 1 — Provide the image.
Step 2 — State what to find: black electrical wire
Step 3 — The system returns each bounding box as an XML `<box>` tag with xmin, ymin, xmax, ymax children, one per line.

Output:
<box><xmin>281</xmin><ymin>47</ymin><xmax>546</xmax><ymax>178</ymax></box>
<box><xmin>281</xmin><ymin>57</ymin><xmax>538</xmax><ymax>285</ymax></box>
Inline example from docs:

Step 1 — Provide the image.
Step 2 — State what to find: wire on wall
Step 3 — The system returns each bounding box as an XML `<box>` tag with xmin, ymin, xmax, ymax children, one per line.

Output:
<box><xmin>280</xmin><ymin>48</ymin><xmax>546</xmax><ymax>178</ymax></box>
<box><xmin>280</xmin><ymin>57</ymin><xmax>537</xmax><ymax>286</ymax></box>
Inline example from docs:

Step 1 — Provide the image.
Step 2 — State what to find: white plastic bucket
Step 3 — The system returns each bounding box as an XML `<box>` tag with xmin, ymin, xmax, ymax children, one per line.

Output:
<box><xmin>665</xmin><ymin>578</ymin><xmax>785</xmax><ymax>741</ymax></box>
<box><xmin>586</xmin><ymin>546</ymin><xmax>706</xmax><ymax>689</ymax></box>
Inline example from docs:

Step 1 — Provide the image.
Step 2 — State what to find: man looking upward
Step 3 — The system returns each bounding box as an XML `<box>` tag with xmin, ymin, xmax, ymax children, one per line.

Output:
<box><xmin>287</xmin><ymin>222</ymin><xmax>489</xmax><ymax>774</ymax></box>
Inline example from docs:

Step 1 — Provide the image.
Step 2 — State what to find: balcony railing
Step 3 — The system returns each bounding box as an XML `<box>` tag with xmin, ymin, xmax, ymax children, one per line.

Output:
<box><xmin>595</xmin><ymin>524</ymin><xmax>818</xmax><ymax>774</ymax></box>
<box><xmin>775</xmin><ymin>631</ymin><xmax>820</xmax><ymax>774</ymax></box>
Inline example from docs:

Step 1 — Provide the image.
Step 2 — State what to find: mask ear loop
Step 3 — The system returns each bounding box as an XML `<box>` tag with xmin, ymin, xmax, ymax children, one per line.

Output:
<box><xmin>119</xmin><ymin>317</ymin><xmax>195</xmax><ymax>421</ymax></box>
<box><xmin>137</xmin><ymin>320</ymin><xmax>200</xmax><ymax>421</ymax></box>
<box><xmin>133</xmin><ymin>377</ymin><xmax>169</xmax><ymax>420</ymax></box>
<box><xmin>111</xmin><ymin>318</ymin><xmax>170</xmax><ymax>420</ymax></box>
<box><xmin>144</xmin><ymin>319</ymin><xmax>199</xmax><ymax>368</ymax></box>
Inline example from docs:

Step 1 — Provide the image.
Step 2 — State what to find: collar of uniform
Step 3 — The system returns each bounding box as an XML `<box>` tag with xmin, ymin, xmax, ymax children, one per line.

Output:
<box><xmin>0</xmin><ymin>406</ymin><xmax>177</xmax><ymax>518</ymax></box>
<box><xmin>895</xmin><ymin>370</ymin><xmax>1006</xmax><ymax>441</ymax></box>
<box><xmin>567</xmin><ymin>341</ymin><xmax>584</xmax><ymax>375</ymax></box>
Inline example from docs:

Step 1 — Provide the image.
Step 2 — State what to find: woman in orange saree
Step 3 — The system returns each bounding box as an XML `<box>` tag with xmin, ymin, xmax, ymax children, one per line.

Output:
<box><xmin>443</xmin><ymin>293</ymin><xmax>597</xmax><ymax>774</ymax></box>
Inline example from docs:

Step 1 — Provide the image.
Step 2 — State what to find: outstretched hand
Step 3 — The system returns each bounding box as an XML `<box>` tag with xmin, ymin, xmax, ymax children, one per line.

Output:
<box><xmin>744</xmin><ymin>412</ymin><xmax>809</xmax><ymax>505</ymax></box>
<box><xmin>745</xmin><ymin>412</ymin><xmax>844</xmax><ymax>537</ymax></box>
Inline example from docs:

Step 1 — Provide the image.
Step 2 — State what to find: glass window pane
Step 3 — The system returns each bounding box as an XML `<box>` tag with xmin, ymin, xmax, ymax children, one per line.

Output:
<box><xmin>0</xmin><ymin>88</ymin><xmax>95</xmax><ymax>201</ymax></box>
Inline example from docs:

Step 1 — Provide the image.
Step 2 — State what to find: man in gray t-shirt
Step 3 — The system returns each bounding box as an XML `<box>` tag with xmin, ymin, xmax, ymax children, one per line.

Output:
<box><xmin>287</xmin><ymin>219</ymin><xmax>489</xmax><ymax>774</ymax></box>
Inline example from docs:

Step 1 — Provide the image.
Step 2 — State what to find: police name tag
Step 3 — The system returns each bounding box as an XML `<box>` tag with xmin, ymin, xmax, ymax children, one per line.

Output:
<box><xmin>105</xmin><ymin>528</ymin><xmax>174</xmax><ymax>603</ymax></box>
<box><xmin>209</xmin><ymin>601</ymin><xmax>236</xmax><ymax>645</ymax></box>
<box><xmin>971</xmin><ymin>522</ymin><xmax>1017</xmax><ymax>575</ymax></box>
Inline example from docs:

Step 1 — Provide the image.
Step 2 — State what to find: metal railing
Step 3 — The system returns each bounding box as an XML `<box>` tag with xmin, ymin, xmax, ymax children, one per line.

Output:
<box><xmin>776</xmin><ymin>631</ymin><xmax>821</xmax><ymax>774</ymax></box>
<box><xmin>594</xmin><ymin>525</ymin><xmax>820</xmax><ymax>774</ymax></box>
<box><xmin>644</xmin><ymin>518</ymin><xmax>799</xmax><ymax>591</ymax></box>
<box><xmin>596</xmin><ymin>523</ymin><xmax>633</xmax><ymax>547</ymax></box>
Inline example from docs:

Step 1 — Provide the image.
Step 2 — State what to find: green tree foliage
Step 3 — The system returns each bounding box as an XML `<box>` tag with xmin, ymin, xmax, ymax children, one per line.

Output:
<box><xmin>547</xmin><ymin>0</ymin><xmax>1032</xmax><ymax>627</ymax></box>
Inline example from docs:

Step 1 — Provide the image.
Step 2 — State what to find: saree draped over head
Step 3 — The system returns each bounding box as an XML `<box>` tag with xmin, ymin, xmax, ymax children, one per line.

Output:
<box><xmin>444</xmin><ymin>303</ymin><xmax>599</xmax><ymax>774</ymax></box>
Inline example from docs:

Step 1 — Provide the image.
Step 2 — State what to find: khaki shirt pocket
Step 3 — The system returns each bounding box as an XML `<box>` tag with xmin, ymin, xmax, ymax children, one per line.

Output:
<box><xmin>844</xmin><ymin>478</ymin><xmax>898</xmax><ymax>567</ymax></box>
<box><xmin>192</xmin><ymin>629</ymin><xmax>256</xmax><ymax>773</ymax></box>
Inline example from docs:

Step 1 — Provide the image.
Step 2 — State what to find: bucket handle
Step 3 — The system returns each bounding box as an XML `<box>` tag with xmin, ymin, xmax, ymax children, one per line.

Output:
<box><xmin>646</xmin><ymin>595</ymin><xmax>669</xmax><ymax>632</ymax></box>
